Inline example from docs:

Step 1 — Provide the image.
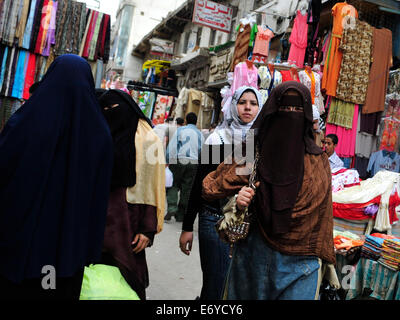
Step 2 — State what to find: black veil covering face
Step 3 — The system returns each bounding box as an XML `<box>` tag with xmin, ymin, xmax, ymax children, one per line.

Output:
<box><xmin>250</xmin><ymin>81</ymin><xmax>323</xmax><ymax>235</ymax></box>
<box><xmin>0</xmin><ymin>54</ymin><xmax>114</xmax><ymax>283</ymax></box>
<box><xmin>97</xmin><ymin>89</ymin><xmax>151</xmax><ymax>191</ymax></box>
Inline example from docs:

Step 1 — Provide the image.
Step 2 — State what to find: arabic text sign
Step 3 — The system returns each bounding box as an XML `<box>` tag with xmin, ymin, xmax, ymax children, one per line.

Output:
<box><xmin>193</xmin><ymin>0</ymin><xmax>233</xmax><ymax>33</ymax></box>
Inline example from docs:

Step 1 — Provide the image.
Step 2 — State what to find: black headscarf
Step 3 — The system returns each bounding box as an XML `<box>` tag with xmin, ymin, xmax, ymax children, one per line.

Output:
<box><xmin>0</xmin><ymin>54</ymin><xmax>113</xmax><ymax>283</ymax></box>
<box><xmin>97</xmin><ymin>89</ymin><xmax>151</xmax><ymax>191</ymax></box>
<box><xmin>251</xmin><ymin>81</ymin><xmax>323</xmax><ymax>235</ymax></box>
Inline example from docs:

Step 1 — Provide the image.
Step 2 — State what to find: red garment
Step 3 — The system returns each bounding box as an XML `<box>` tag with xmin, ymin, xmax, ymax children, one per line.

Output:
<box><xmin>98</xmin><ymin>14</ymin><xmax>110</xmax><ymax>59</ymax></box>
<box><xmin>34</xmin><ymin>0</ymin><xmax>50</xmax><ymax>55</ymax></box>
<box><xmin>389</xmin><ymin>191</ymin><xmax>400</xmax><ymax>224</ymax></box>
<box><xmin>22</xmin><ymin>53</ymin><xmax>36</xmax><ymax>100</ymax></box>
<box><xmin>281</xmin><ymin>70</ymin><xmax>300</xmax><ymax>82</ymax></box>
<box><xmin>332</xmin><ymin>195</ymin><xmax>381</xmax><ymax>220</ymax></box>
<box><xmin>82</xmin><ymin>11</ymin><xmax>96</xmax><ymax>58</ymax></box>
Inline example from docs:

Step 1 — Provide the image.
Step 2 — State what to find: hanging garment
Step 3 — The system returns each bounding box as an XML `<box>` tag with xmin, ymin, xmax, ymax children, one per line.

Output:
<box><xmin>11</xmin><ymin>50</ymin><xmax>27</xmax><ymax>99</ymax></box>
<box><xmin>299</xmin><ymin>69</ymin><xmax>324</xmax><ymax>114</ymax></box>
<box><xmin>252</xmin><ymin>25</ymin><xmax>274</xmax><ymax>63</ymax></box>
<box><xmin>335</xmin><ymin>19</ymin><xmax>373</xmax><ymax>105</ymax></box>
<box><xmin>379</xmin><ymin>119</ymin><xmax>400</xmax><ymax>152</ymax></box>
<box><xmin>42</xmin><ymin>0</ymin><xmax>58</xmax><ymax>57</ymax></box>
<box><xmin>258</xmin><ymin>66</ymin><xmax>282</xmax><ymax>105</ymax></box>
<box><xmin>367</xmin><ymin>150</ymin><xmax>400</xmax><ymax>177</ymax></box>
<box><xmin>15</xmin><ymin>0</ymin><xmax>31</xmax><ymax>47</ymax></box>
<box><xmin>288</xmin><ymin>10</ymin><xmax>308</xmax><ymax>68</ymax></box>
<box><xmin>325</xmin><ymin>104</ymin><xmax>359</xmax><ymax>158</ymax></box>
<box><xmin>360</xmin><ymin>111</ymin><xmax>382</xmax><ymax>135</ymax></box>
<box><xmin>231</xmin><ymin>61</ymin><xmax>259</xmax><ymax>94</ymax></box>
<box><xmin>88</xmin><ymin>12</ymin><xmax>103</xmax><ymax>61</ymax></box>
<box><xmin>305</xmin><ymin>0</ymin><xmax>323</xmax><ymax>66</ymax></box>
<box><xmin>197</xmin><ymin>93</ymin><xmax>215</xmax><ymax>129</ymax></box>
<box><xmin>231</xmin><ymin>23</ymin><xmax>252</xmax><ymax>72</ymax></box>
<box><xmin>21</xmin><ymin>0</ymin><xmax>38</xmax><ymax>49</ymax></box>
<box><xmin>363</xmin><ymin>28</ymin><xmax>393</xmax><ymax>114</ymax></box>
<box><xmin>327</xmin><ymin>98</ymin><xmax>355</xmax><ymax>129</ymax></box>
<box><xmin>0</xmin><ymin>46</ymin><xmax>8</xmax><ymax>90</ymax></box>
<box><xmin>322</xmin><ymin>2</ymin><xmax>358</xmax><ymax>97</ymax></box>
<box><xmin>2</xmin><ymin>0</ymin><xmax>19</xmax><ymax>47</ymax></box>
<box><xmin>22</xmin><ymin>52</ymin><xmax>36</xmax><ymax>99</ymax></box>
<box><xmin>97</xmin><ymin>14</ymin><xmax>110</xmax><ymax>60</ymax></box>
<box><xmin>152</xmin><ymin>94</ymin><xmax>170</xmax><ymax>126</ymax></box>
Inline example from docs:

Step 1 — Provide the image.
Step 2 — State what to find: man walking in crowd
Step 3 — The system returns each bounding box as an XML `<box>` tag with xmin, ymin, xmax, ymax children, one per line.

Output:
<box><xmin>153</xmin><ymin>117</ymin><xmax>175</xmax><ymax>151</ymax></box>
<box><xmin>323</xmin><ymin>133</ymin><xmax>344</xmax><ymax>170</ymax></box>
<box><xmin>165</xmin><ymin>112</ymin><xmax>204</xmax><ymax>222</ymax></box>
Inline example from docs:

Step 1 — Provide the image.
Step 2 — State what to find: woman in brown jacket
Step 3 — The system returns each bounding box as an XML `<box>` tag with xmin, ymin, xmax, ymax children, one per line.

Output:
<box><xmin>202</xmin><ymin>81</ymin><xmax>335</xmax><ymax>300</ymax></box>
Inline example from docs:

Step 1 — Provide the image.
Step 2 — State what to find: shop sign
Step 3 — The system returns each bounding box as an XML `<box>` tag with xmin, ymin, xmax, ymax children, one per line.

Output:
<box><xmin>192</xmin><ymin>0</ymin><xmax>233</xmax><ymax>33</ymax></box>
<box><xmin>208</xmin><ymin>46</ymin><xmax>233</xmax><ymax>83</ymax></box>
<box><xmin>149</xmin><ymin>38</ymin><xmax>174</xmax><ymax>55</ymax></box>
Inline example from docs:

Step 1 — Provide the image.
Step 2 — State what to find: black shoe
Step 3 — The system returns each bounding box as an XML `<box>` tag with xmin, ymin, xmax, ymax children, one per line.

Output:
<box><xmin>164</xmin><ymin>212</ymin><xmax>174</xmax><ymax>221</ymax></box>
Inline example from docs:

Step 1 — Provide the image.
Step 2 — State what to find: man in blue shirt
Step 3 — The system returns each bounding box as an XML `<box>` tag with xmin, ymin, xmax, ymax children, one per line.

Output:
<box><xmin>165</xmin><ymin>112</ymin><xmax>204</xmax><ymax>222</ymax></box>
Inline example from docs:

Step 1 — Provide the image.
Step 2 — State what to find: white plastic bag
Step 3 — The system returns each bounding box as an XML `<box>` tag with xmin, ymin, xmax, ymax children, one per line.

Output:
<box><xmin>165</xmin><ymin>166</ymin><xmax>173</xmax><ymax>188</ymax></box>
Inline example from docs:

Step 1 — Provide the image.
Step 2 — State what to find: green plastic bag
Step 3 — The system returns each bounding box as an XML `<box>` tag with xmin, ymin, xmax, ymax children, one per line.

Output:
<box><xmin>79</xmin><ymin>264</ymin><xmax>140</xmax><ymax>300</ymax></box>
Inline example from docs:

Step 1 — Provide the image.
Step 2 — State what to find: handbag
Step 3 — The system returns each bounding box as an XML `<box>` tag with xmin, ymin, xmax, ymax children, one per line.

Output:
<box><xmin>79</xmin><ymin>264</ymin><xmax>140</xmax><ymax>300</ymax></box>
<box><xmin>215</xmin><ymin>147</ymin><xmax>259</xmax><ymax>257</ymax></box>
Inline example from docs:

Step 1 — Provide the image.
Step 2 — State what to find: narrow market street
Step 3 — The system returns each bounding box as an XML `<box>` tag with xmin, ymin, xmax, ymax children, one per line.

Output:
<box><xmin>146</xmin><ymin>217</ymin><xmax>202</xmax><ymax>300</ymax></box>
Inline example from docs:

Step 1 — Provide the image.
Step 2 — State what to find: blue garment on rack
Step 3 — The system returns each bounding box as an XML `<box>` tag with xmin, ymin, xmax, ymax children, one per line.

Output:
<box><xmin>11</xmin><ymin>50</ymin><xmax>26</xmax><ymax>99</ymax></box>
<box><xmin>367</xmin><ymin>150</ymin><xmax>400</xmax><ymax>177</ymax></box>
<box><xmin>0</xmin><ymin>46</ymin><xmax>8</xmax><ymax>90</ymax></box>
<box><xmin>22</xmin><ymin>0</ymin><xmax>37</xmax><ymax>50</ymax></box>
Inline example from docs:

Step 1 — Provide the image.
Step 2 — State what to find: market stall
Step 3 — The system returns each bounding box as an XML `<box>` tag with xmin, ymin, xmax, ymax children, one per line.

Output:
<box><xmin>0</xmin><ymin>0</ymin><xmax>111</xmax><ymax>132</ymax></box>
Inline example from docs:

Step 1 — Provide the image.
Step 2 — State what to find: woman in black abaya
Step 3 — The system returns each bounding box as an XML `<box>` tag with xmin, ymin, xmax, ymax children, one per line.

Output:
<box><xmin>0</xmin><ymin>54</ymin><xmax>113</xmax><ymax>300</ymax></box>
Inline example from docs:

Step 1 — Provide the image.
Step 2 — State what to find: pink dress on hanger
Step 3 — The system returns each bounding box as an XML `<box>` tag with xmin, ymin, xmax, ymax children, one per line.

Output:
<box><xmin>325</xmin><ymin>104</ymin><xmax>359</xmax><ymax>158</ymax></box>
<box><xmin>231</xmin><ymin>61</ymin><xmax>259</xmax><ymax>94</ymax></box>
<box><xmin>288</xmin><ymin>10</ymin><xmax>308</xmax><ymax>68</ymax></box>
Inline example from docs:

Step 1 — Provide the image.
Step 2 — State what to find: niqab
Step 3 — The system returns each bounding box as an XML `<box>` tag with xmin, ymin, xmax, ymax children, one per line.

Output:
<box><xmin>97</xmin><ymin>89</ymin><xmax>151</xmax><ymax>191</ymax></box>
<box><xmin>251</xmin><ymin>81</ymin><xmax>323</xmax><ymax>234</ymax></box>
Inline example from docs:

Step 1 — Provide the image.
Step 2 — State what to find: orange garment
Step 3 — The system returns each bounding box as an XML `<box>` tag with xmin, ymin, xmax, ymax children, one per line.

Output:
<box><xmin>321</xmin><ymin>2</ymin><xmax>358</xmax><ymax>97</ymax></box>
<box><xmin>334</xmin><ymin>235</ymin><xmax>364</xmax><ymax>250</ymax></box>
<box><xmin>305</xmin><ymin>68</ymin><xmax>315</xmax><ymax>104</ymax></box>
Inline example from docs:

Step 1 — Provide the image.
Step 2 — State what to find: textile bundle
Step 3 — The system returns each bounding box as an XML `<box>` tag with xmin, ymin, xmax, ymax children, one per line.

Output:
<box><xmin>378</xmin><ymin>239</ymin><xmax>400</xmax><ymax>271</ymax></box>
<box><xmin>361</xmin><ymin>235</ymin><xmax>385</xmax><ymax>261</ymax></box>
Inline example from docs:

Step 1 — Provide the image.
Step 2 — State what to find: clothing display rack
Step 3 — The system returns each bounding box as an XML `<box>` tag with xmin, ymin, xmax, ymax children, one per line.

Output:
<box><xmin>0</xmin><ymin>0</ymin><xmax>111</xmax><ymax>132</ymax></box>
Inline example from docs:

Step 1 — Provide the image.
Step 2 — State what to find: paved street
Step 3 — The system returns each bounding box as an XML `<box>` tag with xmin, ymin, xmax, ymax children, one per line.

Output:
<box><xmin>146</xmin><ymin>217</ymin><xmax>202</xmax><ymax>300</ymax></box>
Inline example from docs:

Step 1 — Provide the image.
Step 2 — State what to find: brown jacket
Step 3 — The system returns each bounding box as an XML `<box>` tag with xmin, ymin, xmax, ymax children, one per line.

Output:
<box><xmin>202</xmin><ymin>152</ymin><xmax>335</xmax><ymax>264</ymax></box>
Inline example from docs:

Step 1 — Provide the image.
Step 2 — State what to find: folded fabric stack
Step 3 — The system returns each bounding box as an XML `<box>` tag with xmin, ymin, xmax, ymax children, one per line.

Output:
<box><xmin>360</xmin><ymin>235</ymin><xmax>385</xmax><ymax>261</ymax></box>
<box><xmin>378</xmin><ymin>239</ymin><xmax>400</xmax><ymax>271</ymax></box>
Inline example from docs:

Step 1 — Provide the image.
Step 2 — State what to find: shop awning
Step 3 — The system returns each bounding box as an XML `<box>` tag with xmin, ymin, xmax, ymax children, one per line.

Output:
<box><xmin>170</xmin><ymin>47</ymin><xmax>210</xmax><ymax>70</ymax></box>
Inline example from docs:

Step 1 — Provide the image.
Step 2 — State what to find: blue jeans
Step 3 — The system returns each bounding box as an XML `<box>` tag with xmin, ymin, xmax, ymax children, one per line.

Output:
<box><xmin>224</xmin><ymin>224</ymin><xmax>320</xmax><ymax>300</ymax></box>
<box><xmin>198</xmin><ymin>208</ymin><xmax>231</xmax><ymax>300</ymax></box>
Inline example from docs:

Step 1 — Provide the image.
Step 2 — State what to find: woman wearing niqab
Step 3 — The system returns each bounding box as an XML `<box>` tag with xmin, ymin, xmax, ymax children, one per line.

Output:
<box><xmin>97</xmin><ymin>89</ymin><xmax>165</xmax><ymax>300</ymax></box>
<box><xmin>202</xmin><ymin>81</ymin><xmax>335</xmax><ymax>300</ymax></box>
<box><xmin>0</xmin><ymin>54</ymin><xmax>113</xmax><ymax>299</ymax></box>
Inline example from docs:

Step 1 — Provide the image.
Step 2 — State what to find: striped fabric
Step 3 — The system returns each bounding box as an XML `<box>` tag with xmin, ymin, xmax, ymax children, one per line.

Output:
<box><xmin>333</xmin><ymin>217</ymin><xmax>373</xmax><ymax>237</ymax></box>
<box><xmin>346</xmin><ymin>258</ymin><xmax>398</xmax><ymax>300</ymax></box>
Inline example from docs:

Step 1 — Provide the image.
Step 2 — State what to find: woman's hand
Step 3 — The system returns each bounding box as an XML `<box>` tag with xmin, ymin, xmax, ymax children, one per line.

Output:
<box><xmin>179</xmin><ymin>231</ymin><xmax>193</xmax><ymax>256</ymax></box>
<box><xmin>132</xmin><ymin>233</ymin><xmax>150</xmax><ymax>254</ymax></box>
<box><xmin>236</xmin><ymin>182</ymin><xmax>260</xmax><ymax>211</ymax></box>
